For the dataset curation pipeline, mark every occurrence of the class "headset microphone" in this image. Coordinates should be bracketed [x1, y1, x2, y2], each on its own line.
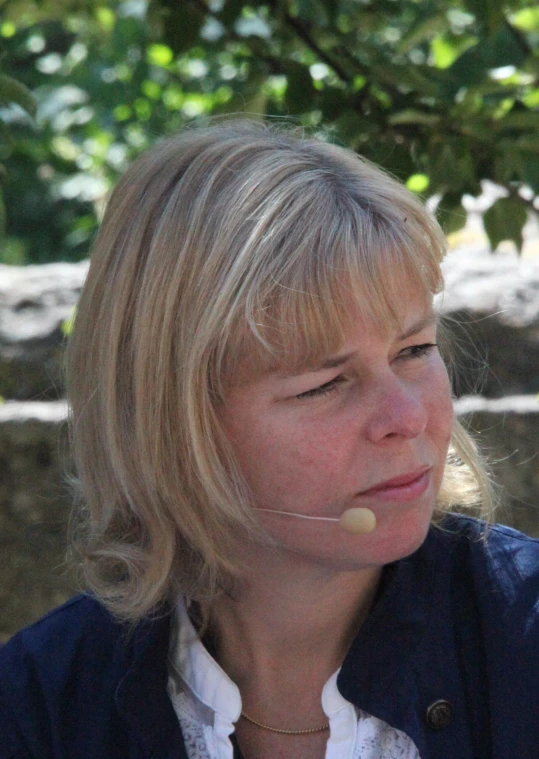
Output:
[338, 507, 377, 534]
[256, 507, 377, 535]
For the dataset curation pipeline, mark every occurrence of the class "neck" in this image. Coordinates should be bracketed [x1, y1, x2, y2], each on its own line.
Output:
[210, 547, 382, 700]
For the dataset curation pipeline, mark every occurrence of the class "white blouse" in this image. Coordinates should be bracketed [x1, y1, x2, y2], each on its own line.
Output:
[167, 602, 421, 759]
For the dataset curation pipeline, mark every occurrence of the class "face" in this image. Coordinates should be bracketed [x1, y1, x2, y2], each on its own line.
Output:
[220, 288, 453, 571]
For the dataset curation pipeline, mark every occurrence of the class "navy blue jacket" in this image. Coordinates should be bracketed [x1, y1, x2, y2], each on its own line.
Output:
[1, 515, 538, 759]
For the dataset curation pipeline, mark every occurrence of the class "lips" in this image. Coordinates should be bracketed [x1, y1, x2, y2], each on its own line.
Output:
[358, 467, 431, 497]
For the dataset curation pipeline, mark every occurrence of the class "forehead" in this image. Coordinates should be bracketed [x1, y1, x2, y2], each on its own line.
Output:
[228, 281, 435, 386]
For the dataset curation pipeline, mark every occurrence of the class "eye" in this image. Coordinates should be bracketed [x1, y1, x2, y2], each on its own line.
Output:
[295, 375, 345, 399]
[399, 342, 438, 360]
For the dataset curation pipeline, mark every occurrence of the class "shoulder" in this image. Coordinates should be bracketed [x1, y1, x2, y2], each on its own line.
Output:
[0, 596, 176, 758]
[426, 514, 539, 638]
[430, 513, 539, 585]
[0, 595, 132, 757]
[0, 594, 128, 676]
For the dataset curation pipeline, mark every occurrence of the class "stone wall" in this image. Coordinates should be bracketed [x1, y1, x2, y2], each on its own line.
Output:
[1, 248, 538, 640]
[0, 402, 74, 641]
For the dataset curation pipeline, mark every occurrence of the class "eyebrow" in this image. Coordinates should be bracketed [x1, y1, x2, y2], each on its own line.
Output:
[397, 313, 437, 342]
[280, 313, 437, 378]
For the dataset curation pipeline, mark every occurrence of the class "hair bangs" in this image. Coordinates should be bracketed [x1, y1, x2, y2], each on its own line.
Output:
[216, 183, 445, 384]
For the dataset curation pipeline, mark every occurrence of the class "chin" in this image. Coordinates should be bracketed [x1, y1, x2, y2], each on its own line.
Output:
[323, 500, 434, 571]
[365, 501, 435, 565]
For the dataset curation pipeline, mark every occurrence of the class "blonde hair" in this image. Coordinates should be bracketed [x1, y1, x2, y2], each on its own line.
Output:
[67, 120, 493, 622]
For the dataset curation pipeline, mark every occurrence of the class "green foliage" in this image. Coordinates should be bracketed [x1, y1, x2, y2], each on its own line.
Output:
[483, 195, 528, 252]
[0, 72, 36, 116]
[0, 65, 37, 244]
[61, 305, 76, 337]
[406, 174, 430, 193]
[0, 0, 538, 262]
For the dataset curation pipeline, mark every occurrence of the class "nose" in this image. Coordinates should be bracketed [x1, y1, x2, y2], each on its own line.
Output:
[364, 376, 428, 444]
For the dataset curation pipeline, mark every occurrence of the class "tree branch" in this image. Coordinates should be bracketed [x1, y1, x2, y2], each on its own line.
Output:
[267, 0, 352, 83]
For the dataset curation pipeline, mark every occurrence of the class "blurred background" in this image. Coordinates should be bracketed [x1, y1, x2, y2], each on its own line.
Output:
[1, 0, 538, 640]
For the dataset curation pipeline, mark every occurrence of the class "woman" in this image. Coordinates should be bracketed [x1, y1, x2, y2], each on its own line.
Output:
[1, 121, 537, 759]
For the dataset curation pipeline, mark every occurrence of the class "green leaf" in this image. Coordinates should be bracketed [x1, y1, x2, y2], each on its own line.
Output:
[466, 0, 504, 35]
[513, 137, 539, 153]
[0, 73, 36, 118]
[1, 22, 16, 38]
[296, 0, 330, 26]
[241, 73, 269, 117]
[446, 23, 528, 93]
[0, 237, 27, 265]
[335, 109, 377, 148]
[492, 111, 539, 131]
[284, 62, 315, 114]
[398, 13, 448, 54]
[523, 89, 539, 109]
[512, 8, 539, 32]
[431, 35, 477, 70]
[522, 158, 539, 193]
[482, 23, 529, 69]
[320, 0, 339, 25]
[444, 45, 484, 91]
[96, 6, 115, 32]
[220, 0, 245, 26]
[431, 36, 458, 69]
[428, 142, 474, 193]
[437, 192, 467, 236]
[0, 190, 5, 239]
[483, 197, 527, 253]
[146, 43, 174, 68]
[142, 80, 161, 100]
[319, 87, 351, 121]
[389, 110, 441, 126]
[494, 146, 523, 184]
[370, 60, 441, 98]
[61, 307, 77, 337]
[406, 174, 430, 193]
[113, 104, 132, 122]
[159, 1, 204, 54]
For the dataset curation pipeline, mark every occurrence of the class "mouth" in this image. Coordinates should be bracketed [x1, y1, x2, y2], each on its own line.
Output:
[357, 467, 431, 502]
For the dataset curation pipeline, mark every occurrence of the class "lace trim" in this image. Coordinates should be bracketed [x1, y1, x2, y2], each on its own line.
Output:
[353, 710, 420, 758]
[168, 672, 216, 759]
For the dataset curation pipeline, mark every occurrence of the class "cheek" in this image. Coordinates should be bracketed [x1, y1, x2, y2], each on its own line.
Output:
[227, 412, 346, 501]
[425, 365, 453, 448]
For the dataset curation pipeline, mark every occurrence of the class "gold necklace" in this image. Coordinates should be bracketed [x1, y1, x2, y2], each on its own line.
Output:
[240, 711, 330, 735]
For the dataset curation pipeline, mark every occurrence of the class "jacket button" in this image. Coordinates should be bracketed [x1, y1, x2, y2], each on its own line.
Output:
[425, 700, 454, 730]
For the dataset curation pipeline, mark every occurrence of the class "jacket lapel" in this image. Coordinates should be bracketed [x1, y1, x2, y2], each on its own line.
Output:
[338, 519, 491, 758]
[114, 608, 189, 759]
